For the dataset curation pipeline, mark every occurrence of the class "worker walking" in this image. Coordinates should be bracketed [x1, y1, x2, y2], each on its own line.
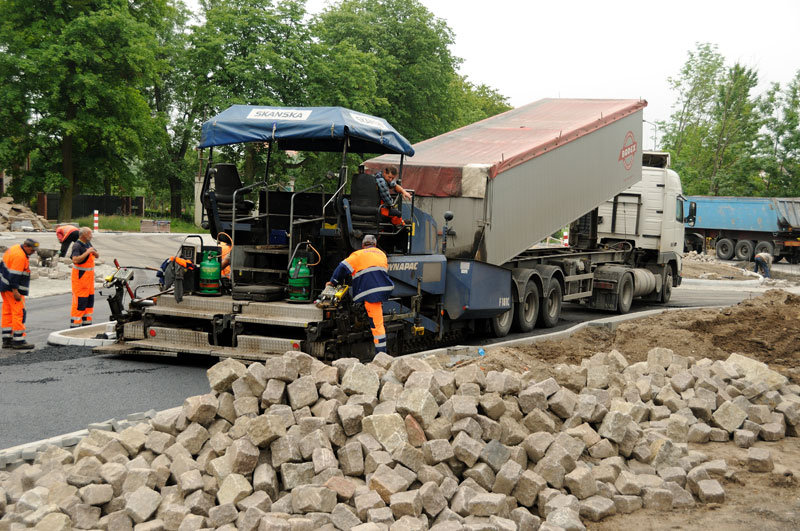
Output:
[70, 228, 99, 328]
[55, 224, 80, 258]
[375, 165, 412, 226]
[754, 251, 772, 279]
[0, 238, 39, 349]
[327, 234, 394, 356]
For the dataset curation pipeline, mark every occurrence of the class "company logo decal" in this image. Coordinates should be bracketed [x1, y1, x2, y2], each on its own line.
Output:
[618, 131, 638, 170]
[389, 262, 418, 271]
[246, 108, 311, 121]
[349, 112, 384, 128]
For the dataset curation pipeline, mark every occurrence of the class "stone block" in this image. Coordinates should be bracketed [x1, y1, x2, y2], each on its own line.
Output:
[281, 462, 314, 490]
[264, 356, 299, 382]
[287, 376, 319, 410]
[564, 466, 597, 499]
[579, 495, 616, 521]
[467, 492, 506, 517]
[597, 411, 630, 443]
[369, 465, 410, 503]
[217, 473, 252, 506]
[390, 489, 422, 518]
[696, 479, 725, 503]
[362, 413, 408, 453]
[396, 388, 438, 429]
[422, 439, 455, 465]
[125, 486, 162, 523]
[208, 503, 238, 527]
[342, 363, 380, 398]
[331, 503, 362, 530]
[512, 469, 546, 508]
[545, 507, 584, 531]
[247, 415, 286, 447]
[355, 490, 386, 520]
[734, 429, 757, 448]
[479, 439, 510, 473]
[291, 485, 337, 514]
[747, 447, 774, 472]
[642, 487, 673, 510]
[492, 460, 523, 495]
[312, 447, 339, 474]
[712, 401, 747, 432]
[207, 359, 247, 392]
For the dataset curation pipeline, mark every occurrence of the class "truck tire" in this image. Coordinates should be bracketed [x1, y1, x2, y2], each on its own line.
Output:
[617, 273, 634, 314]
[514, 280, 540, 332]
[537, 281, 562, 328]
[754, 241, 774, 256]
[734, 240, 754, 261]
[490, 308, 513, 338]
[716, 238, 735, 260]
[660, 272, 673, 304]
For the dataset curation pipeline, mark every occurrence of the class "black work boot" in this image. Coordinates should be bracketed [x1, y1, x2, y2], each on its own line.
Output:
[2, 338, 11, 349]
[11, 341, 35, 350]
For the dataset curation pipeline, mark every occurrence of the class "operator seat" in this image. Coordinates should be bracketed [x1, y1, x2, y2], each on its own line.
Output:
[348, 172, 382, 231]
[212, 163, 255, 215]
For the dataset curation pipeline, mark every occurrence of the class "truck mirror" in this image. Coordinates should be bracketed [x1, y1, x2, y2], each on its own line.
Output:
[686, 202, 697, 226]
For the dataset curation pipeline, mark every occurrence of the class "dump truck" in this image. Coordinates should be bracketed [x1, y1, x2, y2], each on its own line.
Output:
[684, 196, 800, 263]
[96, 99, 692, 361]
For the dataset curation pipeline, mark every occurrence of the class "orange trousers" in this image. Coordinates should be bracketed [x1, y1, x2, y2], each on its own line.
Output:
[1, 291, 26, 343]
[380, 206, 405, 226]
[71, 269, 95, 328]
[364, 301, 387, 355]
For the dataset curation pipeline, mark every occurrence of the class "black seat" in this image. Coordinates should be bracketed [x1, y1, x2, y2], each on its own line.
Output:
[213, 163, 255, 209]
[350, 173, 381, 219]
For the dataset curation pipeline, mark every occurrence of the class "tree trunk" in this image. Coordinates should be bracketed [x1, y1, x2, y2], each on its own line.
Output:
[58, 133, 74, 222]
[244, 144, 256, 182]
[169, 175, 181, 218]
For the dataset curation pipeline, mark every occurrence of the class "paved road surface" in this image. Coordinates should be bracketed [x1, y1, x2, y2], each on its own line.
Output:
[0, 284, 762, 449]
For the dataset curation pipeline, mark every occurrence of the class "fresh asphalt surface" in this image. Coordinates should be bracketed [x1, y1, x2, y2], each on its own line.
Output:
[0, 284, 758, 449]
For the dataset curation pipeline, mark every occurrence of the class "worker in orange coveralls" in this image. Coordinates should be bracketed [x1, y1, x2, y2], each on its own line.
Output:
[0, 238, 39, 349]
[70, 228, 99, 328]
[327, 234, 394, 356]
[56, 224, 80, 257]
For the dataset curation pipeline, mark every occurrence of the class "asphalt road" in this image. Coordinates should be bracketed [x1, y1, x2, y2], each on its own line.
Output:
[0, 283, 761, 450]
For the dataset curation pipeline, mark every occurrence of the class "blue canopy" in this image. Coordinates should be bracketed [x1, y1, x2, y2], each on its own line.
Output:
[198, 105, 415, 156]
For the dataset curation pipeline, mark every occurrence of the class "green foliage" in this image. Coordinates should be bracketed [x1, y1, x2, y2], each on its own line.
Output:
[0, 0, 168, 218]
[756, 72, 800, 196]
[72, 215, 198, 232]
[661, 43, 765, 196]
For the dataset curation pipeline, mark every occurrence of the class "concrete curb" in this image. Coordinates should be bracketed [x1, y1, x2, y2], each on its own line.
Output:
[47, 322, 116, 347]
[681, 277, 763, 288]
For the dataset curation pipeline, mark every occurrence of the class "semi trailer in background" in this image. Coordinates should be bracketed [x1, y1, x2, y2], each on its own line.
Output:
[684, 196, 800, 262]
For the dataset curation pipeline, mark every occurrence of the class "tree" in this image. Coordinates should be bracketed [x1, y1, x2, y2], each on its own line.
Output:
[660, 44, 762, 196]
[0, 0, 166, 219]
[757, 71, 800, 196]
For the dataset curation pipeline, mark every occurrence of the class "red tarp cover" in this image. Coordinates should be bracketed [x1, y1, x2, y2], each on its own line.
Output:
[366, 98, 647, 197]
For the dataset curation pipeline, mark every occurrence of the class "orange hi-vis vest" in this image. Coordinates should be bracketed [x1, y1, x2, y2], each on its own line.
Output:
[0, 244, 31, 295]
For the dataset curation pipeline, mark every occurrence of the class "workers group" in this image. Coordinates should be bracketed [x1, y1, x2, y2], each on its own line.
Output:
[0, 226, 99, 350]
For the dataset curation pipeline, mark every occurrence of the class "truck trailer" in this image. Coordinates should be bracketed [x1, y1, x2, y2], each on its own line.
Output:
[684, 196, 800, 262]
[97, 99, 691, 361]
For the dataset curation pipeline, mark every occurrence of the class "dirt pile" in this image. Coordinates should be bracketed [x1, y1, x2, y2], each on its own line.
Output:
[479, 290, 800, 384]
[0, 197, 51, 232]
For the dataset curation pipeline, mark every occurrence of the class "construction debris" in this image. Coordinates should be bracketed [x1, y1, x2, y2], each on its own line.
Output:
[0, 345, 797, 530]
[0, 197, 51, 232]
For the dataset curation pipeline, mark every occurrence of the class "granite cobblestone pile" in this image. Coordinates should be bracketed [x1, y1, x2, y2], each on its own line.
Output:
[1, 347, 798, 530]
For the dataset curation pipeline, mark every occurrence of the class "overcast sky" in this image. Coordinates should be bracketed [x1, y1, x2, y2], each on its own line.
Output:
[189, 0, 800, 149]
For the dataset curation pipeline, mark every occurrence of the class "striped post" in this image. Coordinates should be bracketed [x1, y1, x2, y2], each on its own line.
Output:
[562, 229, 569, 247]
[93, 210, 99, 231]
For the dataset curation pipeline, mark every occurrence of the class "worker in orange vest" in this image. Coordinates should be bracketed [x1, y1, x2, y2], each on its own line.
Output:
[327, 234, 394, 355]
[218, 234, 232, 278]
[0, 238, 39, 349]
[70, 228, 99, 328]
[56, 224, 80, 257]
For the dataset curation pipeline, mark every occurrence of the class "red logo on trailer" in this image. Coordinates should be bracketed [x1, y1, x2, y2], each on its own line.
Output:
[618, 131, 638, 170]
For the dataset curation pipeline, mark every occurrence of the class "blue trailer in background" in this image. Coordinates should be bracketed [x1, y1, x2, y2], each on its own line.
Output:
[685, 196, 800, 263]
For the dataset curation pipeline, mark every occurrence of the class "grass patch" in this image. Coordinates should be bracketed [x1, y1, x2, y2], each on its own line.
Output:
[71, 215, 199, 233]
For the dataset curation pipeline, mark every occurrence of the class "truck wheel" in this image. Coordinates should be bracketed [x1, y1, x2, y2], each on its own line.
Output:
[514, 280, 540, 332]
[538, 281, 562, 328]
[490, 308, 513, 338]
[754, 241, 774, 256]
[716, 238, 735, 260]
[617, 273, 634, 314]
[660, 272, 673, 304]
[734, 240, 754, 261]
